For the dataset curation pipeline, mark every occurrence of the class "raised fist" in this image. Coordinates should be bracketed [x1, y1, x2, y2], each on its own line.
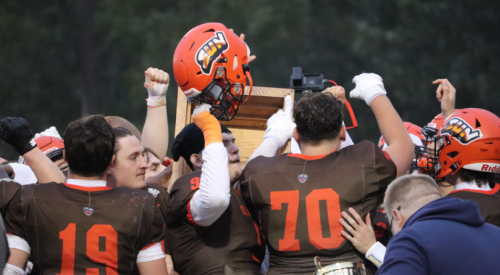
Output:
[263, 95, 296, 147]
[323, 86, 346, 104]
[145, 67, 170, 107]
[0, 117, 37, 155]
[350, 73, 387, 106]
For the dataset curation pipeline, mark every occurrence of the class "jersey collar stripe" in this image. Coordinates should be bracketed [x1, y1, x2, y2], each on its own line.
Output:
[63, 183, 112, 192]
[288, 153, 332, 160]
[448, 182, 500, 195]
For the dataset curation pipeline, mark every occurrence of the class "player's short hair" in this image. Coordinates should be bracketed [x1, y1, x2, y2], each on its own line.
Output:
[293, 92, 344, 145]
[113, 127, 134, 153]
[144, 147, 160, 164]
[459, 169, 496, 188]
[64, 115, 115, 177]
[383, 174, 443, 217]
[105, 116, 141, 141]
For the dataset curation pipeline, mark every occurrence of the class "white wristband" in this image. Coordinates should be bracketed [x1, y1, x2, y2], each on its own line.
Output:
[365, 241, 386, 268]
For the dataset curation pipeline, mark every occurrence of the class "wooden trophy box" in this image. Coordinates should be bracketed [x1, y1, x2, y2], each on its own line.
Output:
[171, 86, 294, 184]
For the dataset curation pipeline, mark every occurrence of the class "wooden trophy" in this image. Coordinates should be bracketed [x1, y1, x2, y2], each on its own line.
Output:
[171, 86, 294, 185]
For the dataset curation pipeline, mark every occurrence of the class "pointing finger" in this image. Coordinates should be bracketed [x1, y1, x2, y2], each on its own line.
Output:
[284, 95, 293, 116]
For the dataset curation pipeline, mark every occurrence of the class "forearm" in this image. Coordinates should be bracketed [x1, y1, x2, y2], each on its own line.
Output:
[371, 96, 413, 176]
[22, 148, 65, 183]
[142, 106, 168, 160]
[190, 143, 230, 226]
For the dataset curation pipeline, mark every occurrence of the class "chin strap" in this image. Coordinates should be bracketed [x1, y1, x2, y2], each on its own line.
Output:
[243, 71, 253, 104]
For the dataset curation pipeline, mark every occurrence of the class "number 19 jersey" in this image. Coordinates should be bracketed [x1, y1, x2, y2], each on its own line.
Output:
[240, 141, 396, 274]
[4, 183, 164, 275]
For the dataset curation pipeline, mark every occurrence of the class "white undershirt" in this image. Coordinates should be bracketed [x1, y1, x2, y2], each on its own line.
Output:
[66, 178, 107, 187]
[455, 180, 492, 191]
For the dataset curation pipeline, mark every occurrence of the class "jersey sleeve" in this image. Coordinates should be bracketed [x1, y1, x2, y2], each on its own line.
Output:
[0, 180, 21, 216]
[139, 197, 165, 250]
[239, 156, 267, 218]
[4, 186, 26, 239]
[168, 172, 202, 227]
[374, 145, 398, 189]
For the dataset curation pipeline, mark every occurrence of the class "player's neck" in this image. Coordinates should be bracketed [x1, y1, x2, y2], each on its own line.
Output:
[67, 170, 107, 181]
[300, 139, 342, 156]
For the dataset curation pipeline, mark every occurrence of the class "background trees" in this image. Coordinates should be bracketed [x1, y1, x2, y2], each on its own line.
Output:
[1, 0, 499, 159]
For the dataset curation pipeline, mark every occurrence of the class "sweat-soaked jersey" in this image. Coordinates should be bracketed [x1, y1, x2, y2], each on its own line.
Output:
[4, 182, 163, 275]
[143, 183, 170, 255]
[167, 171, 264, 275]
[447, 183, 500, 227]
[240, 141, 396, 275]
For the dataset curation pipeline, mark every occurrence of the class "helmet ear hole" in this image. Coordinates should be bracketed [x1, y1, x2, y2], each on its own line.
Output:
[476, 119, 481, 128]
[233, 55, 238, 70]
[447, 151, 459, 158]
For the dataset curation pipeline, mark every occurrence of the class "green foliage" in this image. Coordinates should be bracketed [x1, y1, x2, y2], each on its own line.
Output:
[1, 0, 500, 159]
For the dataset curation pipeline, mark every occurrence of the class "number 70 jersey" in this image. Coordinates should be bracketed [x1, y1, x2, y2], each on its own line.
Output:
[4, 183, 164, 275]
[240, 142, 396, 265]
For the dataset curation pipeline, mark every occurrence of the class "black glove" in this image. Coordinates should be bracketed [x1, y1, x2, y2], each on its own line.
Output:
[0, 117, 37, 155]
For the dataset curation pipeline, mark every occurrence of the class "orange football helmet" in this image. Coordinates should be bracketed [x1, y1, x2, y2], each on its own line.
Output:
[18, 136, 65, 165]
[173, 22, 253, 120]
[378, 122, 425, 149]
[433, 108, 500, 179]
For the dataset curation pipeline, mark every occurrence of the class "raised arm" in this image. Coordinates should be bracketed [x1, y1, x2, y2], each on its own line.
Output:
[188, 104, 231, 227]
[433, 78, 456, 120]
[142, 68, 170, 160]
[350, 73, 413, 176]
[0, 117, 65, 183]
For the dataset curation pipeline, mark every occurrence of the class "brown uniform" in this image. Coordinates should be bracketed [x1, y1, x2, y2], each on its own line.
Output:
[167, 171, 264, 275]
[240, 141, 396, 275]
[0, 179, 21, 216]
[4, 182, 163, 275]
[447, 183, 500, 227]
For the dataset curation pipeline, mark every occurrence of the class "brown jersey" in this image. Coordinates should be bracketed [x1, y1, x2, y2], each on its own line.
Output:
[167, 171, 264, 275]
[144, 183, 170, 255]
[240, 141, 396, 275]
[4, 182, 163, 275]
[447, 183, 500, 227]
[0, 179, 21, 216]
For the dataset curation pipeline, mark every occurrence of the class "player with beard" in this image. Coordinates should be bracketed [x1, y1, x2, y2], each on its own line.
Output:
[240, 73, 413, 275]
[1, 115, 167, 275]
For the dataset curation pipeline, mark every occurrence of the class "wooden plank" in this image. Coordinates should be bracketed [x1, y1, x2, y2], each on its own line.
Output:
[170, 86, 295, 187]
[171, 88, 189, 188]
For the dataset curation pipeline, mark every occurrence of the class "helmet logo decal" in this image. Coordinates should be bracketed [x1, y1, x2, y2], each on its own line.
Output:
[196, 31, 229, 75]
[440, 117, 482, 145]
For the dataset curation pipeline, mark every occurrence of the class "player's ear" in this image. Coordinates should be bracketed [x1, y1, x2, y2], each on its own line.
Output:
[339, 124, 347, 142]
[293, 128, 300, 144]
[190, 153, 203, 169]
[63, 150, 67, 162]
[107, 155, 116, 174]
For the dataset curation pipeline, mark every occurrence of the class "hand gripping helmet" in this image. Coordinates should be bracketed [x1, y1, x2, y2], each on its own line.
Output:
[173, 23, 253, 121]
[427, 108, 500, 179]
[18, 136, 65, 165]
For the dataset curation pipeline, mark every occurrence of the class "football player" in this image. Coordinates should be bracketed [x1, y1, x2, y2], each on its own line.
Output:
[240, 73, 413, 275]
[166, 23, 275, 275]
[1, 115, 167, 274]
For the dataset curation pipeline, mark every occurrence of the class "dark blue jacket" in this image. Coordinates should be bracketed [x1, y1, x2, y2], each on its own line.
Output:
[376, 197, 500, 275]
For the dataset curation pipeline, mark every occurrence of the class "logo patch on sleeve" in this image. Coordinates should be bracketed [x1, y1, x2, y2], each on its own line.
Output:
[195, 31, 229, 75]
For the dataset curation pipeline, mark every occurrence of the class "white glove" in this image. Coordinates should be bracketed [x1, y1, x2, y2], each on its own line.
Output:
[34, 126, 61, 139]
[263, 95, 296, 147]
[192, 103, 212, 116]
[144, 67, 169, 107]
[350, 73, 387, 106]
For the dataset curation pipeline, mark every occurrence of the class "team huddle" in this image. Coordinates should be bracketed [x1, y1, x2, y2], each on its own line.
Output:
[1, 22, 500, 275]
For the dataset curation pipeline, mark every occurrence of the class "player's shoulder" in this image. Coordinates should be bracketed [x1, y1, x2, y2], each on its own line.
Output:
[338, 140, 390, 164]
[0, 179, 22, 193]
[145, 183, 168, 198]
[170, 170, 202, 193]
